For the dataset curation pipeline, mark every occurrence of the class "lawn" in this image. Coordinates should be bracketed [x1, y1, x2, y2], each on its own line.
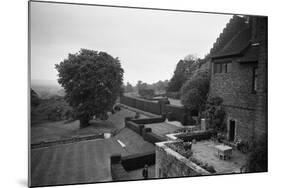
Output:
[31, 108, 146, 144]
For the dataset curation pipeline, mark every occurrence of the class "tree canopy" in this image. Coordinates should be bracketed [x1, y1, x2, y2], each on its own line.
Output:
[167, 57, 198, 92]
[180, 69, 210, 114]
[31, 89, 40, 107]
[55, 49, 124, 128]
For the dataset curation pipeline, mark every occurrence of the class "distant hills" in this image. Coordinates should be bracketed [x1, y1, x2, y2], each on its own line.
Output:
[31, 79, 65, 99]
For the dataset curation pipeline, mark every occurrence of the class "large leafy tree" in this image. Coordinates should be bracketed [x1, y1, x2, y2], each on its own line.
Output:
[55, 49, 124, 128]
[167, 56, 198, 92]
[180, 69, 210, 117]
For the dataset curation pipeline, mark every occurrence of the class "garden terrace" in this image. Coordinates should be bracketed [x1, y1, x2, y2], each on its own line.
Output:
[162, 139, 248, 175]
[191, 140, 248, 174]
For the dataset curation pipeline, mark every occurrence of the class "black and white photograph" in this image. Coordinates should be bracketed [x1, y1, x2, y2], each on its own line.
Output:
[29, 1, 268, 187]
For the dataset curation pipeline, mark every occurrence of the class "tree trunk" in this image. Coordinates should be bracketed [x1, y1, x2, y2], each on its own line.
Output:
[79, 117, 90, 128]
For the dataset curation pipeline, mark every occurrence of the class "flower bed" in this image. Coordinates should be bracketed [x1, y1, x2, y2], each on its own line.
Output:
[189, 157, 216, 173]
[165, 141, 216, 173]
[165, 142, 193, 159]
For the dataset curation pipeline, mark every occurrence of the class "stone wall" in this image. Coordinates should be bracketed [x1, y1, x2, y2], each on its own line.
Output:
[254, 17, 268, 139]
[209, 58, 257, 141]
[223, 106, 256, 142]
[209, 16, 268, 142]
[155, 141, 210, 178]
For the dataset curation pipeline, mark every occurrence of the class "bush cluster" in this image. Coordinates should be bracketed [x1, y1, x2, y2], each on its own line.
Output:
[176, 130, 216, 142]
[165, 142, 193, 159]
[189, 157, 216, 173]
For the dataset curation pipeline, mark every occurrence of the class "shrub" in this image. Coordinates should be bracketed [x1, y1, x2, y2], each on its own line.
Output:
[139, 88, 155, 99]
[180, 69, 210, 116]
[190, 157, 216, 173]
[165, 142, 193, 159]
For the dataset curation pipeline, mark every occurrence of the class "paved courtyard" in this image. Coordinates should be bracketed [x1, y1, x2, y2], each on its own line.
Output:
[192, 140, 248, 174]
[31, 128, 154, 187]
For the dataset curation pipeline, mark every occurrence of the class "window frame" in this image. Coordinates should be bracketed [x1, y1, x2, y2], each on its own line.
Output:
[213, 61, 230, 74]
[252, 66, 258, 94]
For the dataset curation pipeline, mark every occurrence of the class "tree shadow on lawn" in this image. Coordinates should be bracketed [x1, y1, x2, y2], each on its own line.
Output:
[72, 120, 116, 136]
[31, 108, 136, 144]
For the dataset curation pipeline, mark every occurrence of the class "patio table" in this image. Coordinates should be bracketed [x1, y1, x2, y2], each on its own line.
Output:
[215, 144, 233, 160]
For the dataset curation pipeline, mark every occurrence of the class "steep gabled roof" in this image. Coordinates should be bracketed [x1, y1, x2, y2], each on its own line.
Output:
[212, 26, 252, 59]
[237, 44, 259, 63]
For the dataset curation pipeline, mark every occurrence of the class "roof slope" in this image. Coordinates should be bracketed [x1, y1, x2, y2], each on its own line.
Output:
[212, 26, 252, 59]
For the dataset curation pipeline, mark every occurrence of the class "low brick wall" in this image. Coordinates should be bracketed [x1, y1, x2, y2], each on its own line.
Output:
[120, 95, 162, 115]
[120, 95, 191, 124]
[142, 128, 167, 145]
[132, 116, 165, 124]
[31, 133, 104, 149]
[155, 141, 210, 178]
[125, 120, 141, 134]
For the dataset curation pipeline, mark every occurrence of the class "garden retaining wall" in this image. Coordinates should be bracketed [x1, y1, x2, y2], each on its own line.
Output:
[155, 141, 210, 178]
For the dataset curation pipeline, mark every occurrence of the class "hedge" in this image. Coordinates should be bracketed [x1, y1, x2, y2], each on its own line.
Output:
[164, 104, 185, 121]
[120, 95, 162, 115]
[131, 116, 165, 124]
[176, 130, 217, 142]
[121, 151, 155, 171]
[120, 95, 195, 124]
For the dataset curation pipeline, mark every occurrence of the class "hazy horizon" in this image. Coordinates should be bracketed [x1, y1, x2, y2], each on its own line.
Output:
[30, 2, 232, 86]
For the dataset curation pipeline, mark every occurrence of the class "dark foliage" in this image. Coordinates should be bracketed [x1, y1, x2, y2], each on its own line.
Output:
[189, 157, 216, 173]
[31, 89, 40, 107]
[205, 96, 226, 131]
[180, 69, 210, 115]
[138, 88, 155, 99]
[55, 49, 124, 128]
[165, 142, 193, 158]
[246, 134, 268, 172]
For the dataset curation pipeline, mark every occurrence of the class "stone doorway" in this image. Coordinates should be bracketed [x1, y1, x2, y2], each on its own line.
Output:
[229, 120, 236, 141]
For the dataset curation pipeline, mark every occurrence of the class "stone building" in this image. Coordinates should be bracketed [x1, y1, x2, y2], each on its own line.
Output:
[209, 16, 268, 143]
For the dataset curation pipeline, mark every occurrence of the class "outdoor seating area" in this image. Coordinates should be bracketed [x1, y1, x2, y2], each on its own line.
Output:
[191, 140, 247, 174]
[215, 144, 233, 160]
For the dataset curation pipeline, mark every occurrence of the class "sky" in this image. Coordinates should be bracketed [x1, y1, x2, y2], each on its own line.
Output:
[30, 2, 232, 86]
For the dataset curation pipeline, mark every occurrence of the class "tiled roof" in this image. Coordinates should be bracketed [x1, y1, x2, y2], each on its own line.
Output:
[212, 26, 252, 59]
[237, 45, 259, 63]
